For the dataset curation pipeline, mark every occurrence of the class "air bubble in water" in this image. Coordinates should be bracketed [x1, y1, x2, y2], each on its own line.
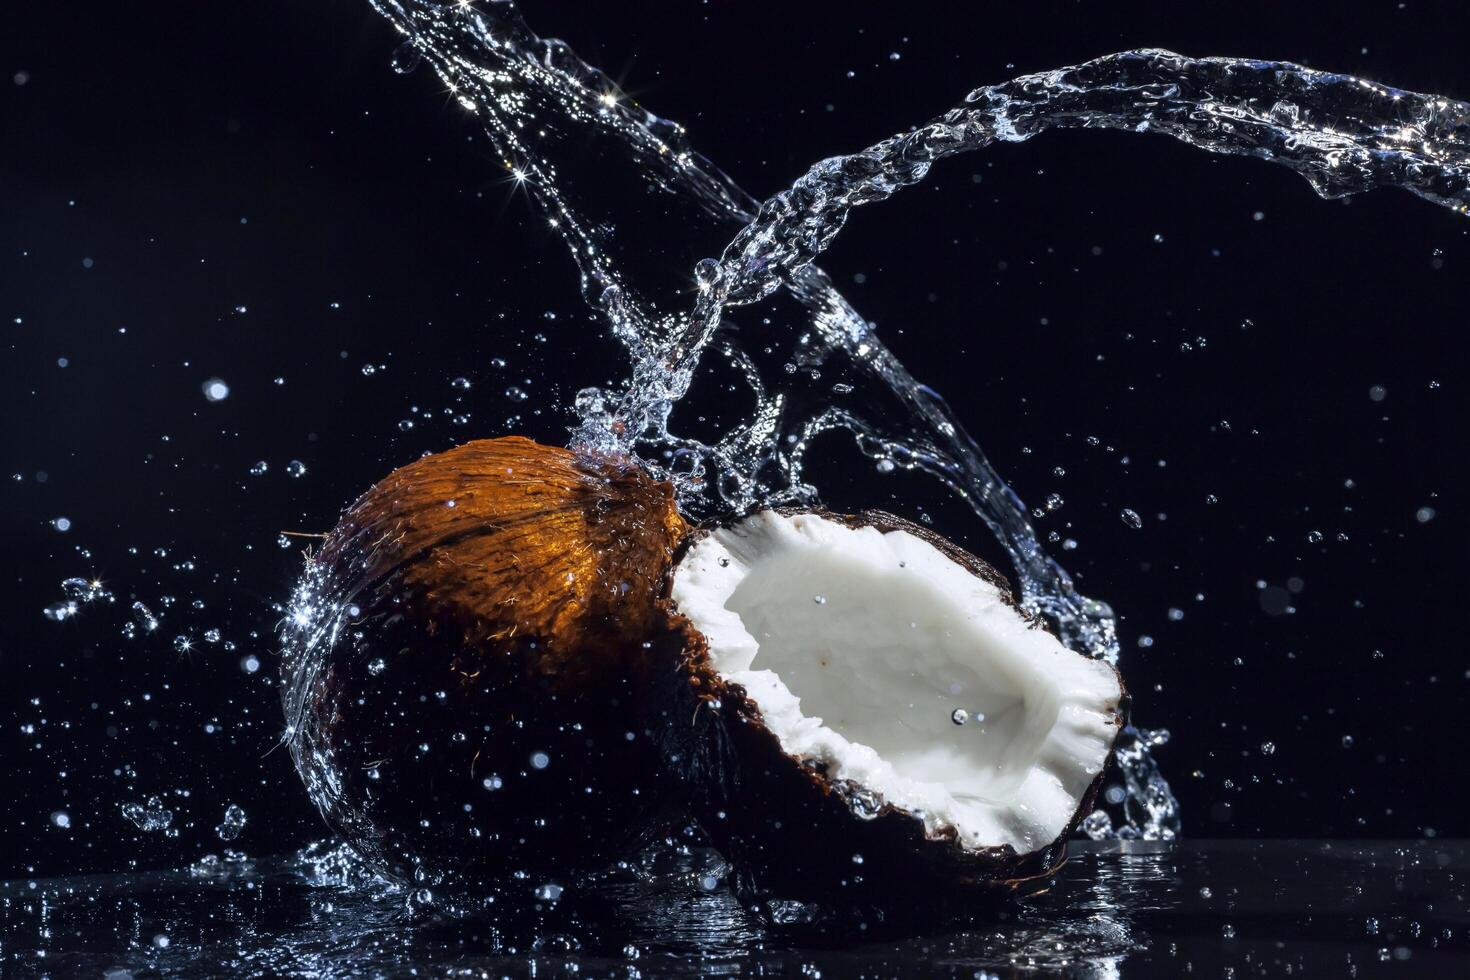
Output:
[951, 708, 969, 725]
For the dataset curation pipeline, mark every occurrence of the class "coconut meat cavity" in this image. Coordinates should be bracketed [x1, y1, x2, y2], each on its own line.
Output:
[670, 510, 1122, 855]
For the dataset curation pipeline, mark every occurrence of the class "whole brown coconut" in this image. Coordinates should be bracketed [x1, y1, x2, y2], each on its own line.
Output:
[280, 437, 687, 884]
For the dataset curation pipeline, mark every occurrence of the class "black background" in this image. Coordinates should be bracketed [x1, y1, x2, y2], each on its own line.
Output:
[3, 1, 1468, 879]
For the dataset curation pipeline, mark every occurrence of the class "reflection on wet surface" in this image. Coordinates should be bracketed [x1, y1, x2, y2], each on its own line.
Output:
[2, 840, 1465, 976]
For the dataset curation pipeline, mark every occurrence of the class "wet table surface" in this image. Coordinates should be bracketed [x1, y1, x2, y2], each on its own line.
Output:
[2, 840, 1466, 977]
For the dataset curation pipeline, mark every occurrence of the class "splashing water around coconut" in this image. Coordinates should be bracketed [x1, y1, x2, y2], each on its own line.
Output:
[280, 0, 1470, 888]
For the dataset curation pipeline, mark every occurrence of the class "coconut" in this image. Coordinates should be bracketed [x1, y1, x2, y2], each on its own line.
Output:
[282, 437, 1122, 897]
[658, 509, 1124, 900]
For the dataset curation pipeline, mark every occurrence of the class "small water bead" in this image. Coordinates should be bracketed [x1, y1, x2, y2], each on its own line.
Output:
[1080, 810, 1113, 838]
[367, 657, 387, 676]
[874, 458, 896, 474]
[1199, 886, 1213, 899]
[504, 386, 529, 402]
[1342, 735, 1355, 748]
[43, 601, 78, 622]
[131, 601, 159, 632]
[812, 594, 827, 605]
[391, 39, 422, 74]
[361, 364, 378, 377]
[248, 461, 268, 476]
[50, 810, 71, 829]
[450, 376, 472, 390]
[530, 751, 550, 769]
[951, 708, 969, 725]
[693, 257, 721, 290]
[1416, 506, 1437, 523]
[285, 460, 307, 478]
[121, 796, 174, 832]
[1260, 741, 1276, 755]
[1306, 530, 1324, 543]
[216, 804, 247, 841]
[52, 516, 72, 532]
[1120, 508, 1143, 529]
[1045, 493, 1064, 511]
[482, 775, 504, 791]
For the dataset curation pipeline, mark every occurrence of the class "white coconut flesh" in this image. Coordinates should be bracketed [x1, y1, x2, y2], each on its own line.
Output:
[670, 510, 1122, 856]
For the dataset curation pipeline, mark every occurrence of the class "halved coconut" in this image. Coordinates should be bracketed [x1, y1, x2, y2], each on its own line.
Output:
[661, 509, 1123, 899]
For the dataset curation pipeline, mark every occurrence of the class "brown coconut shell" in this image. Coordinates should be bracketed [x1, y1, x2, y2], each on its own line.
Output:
[284, 437, 689, 883]
[649, 508, 1124, 904]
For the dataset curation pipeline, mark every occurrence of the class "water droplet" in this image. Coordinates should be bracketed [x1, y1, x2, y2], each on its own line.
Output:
[121, 796, 173, 832]
[286, 460, 307, 478]
[391, 40, 422, 75]
[530, 751, 550, 770]
[505, 386, 529, 402]
[1120, 508, 1143, 529]
[951, 708, 969, 725]
[812, 594, 827, 605]
[131, 601, 159, 632]
[248, 461, 268, 476]
[216, 804, 247, 841]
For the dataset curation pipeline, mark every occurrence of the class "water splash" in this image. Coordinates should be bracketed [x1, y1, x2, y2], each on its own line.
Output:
[326, 0, 1470, 845]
